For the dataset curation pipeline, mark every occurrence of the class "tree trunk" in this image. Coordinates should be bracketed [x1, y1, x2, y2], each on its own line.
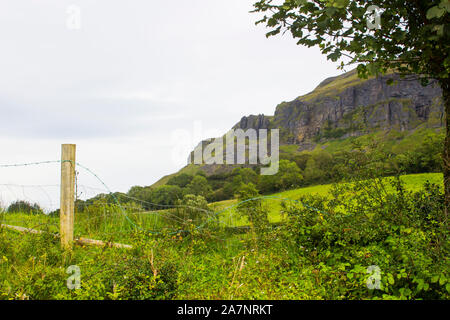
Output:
[440, 77, 450, 222]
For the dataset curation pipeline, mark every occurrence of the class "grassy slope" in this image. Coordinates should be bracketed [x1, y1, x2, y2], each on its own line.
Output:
[316, 127, 443, 154]
[2, 173, 444, 234]
[210, 173, 444, 226]
[299, 69, 363, 102]
[151, 164, 200, 188]
[152, 67, 441, 187]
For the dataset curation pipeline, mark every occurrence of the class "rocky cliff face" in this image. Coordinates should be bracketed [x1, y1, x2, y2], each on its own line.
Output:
[233, 114, 272, 131]
[234, 70, 444, 145]
[154, 69, 445, 186]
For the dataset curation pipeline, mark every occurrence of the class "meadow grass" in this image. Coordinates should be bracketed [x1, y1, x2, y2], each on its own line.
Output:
[210, 172, 443, 226]
[0, 172, 446, 300]
[1, 173, 443, 239]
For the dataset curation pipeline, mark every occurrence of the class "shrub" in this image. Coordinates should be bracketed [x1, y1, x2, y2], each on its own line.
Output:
[170, 194, 216, 230]
[236, 183, 269, 236]
[279, 177, 449, 299]
[184, 176, 212, 199]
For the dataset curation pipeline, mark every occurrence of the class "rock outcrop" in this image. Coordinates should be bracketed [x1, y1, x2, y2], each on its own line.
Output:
[156, 69, 445, 185]
[245, 70, 444, 145]
[233, 114, 272, 131]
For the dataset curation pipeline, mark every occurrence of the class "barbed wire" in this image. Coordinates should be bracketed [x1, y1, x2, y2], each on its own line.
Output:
[0, 159, 328, 238]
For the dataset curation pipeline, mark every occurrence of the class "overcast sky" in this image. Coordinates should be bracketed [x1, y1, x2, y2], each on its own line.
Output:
[0, 0, 343, 209]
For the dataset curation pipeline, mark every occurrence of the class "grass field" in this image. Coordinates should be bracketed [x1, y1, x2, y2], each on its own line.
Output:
[1, 173, 443, 240]
[0, 172, 447, 300]
[210, 172, 443, 226]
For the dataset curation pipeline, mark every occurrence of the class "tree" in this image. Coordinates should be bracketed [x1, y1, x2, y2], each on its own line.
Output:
[278, 159, 304, 189]
[150, 185, 183, 208]
[167, 173, 194, 188]
[257, 159, 303, 192]
[7, 200, 43, 215]
[184, 175, 213, 199]
[252, 0, 450, 217]
[258, 173, 278, 194]
[232, 167, 259, 185]
[304, 157, 324, 184]
[127, 186, 154, 209]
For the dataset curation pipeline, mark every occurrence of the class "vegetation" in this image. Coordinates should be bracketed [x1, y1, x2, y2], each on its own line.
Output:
[1, 0, 448, 302]
[114, 128, 444, 208]
[6, 201, 43, 215]
[1, 123, 444, 301]
[0, 172, 447, 300]
[251, 0, 450, 226]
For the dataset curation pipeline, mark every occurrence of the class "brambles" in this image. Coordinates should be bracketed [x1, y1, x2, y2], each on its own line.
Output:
[0, 173, 447, 300]
[170, 194, 216, 230]
[236, 183, 269, 237]
[280, 178, 449, 299]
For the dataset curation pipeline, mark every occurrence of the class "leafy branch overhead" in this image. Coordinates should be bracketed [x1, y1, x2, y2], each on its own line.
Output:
[252, 0, 450, 82]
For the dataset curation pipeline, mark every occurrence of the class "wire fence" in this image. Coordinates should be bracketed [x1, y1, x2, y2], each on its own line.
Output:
[0, 159, 321, 246]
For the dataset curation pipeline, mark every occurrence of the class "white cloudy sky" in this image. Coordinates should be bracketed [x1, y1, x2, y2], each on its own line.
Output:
[0, 0, 343, 209]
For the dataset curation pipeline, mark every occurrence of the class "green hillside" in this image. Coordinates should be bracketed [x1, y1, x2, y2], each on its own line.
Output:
[1, 172, 447, 300]
[210, 173, 444, 227]
[146, 68, 443, 206]
[3, 173, 442, 234]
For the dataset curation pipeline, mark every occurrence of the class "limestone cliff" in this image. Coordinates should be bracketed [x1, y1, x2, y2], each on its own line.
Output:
[153, 69, 444, 185]
[235, 70, 443, 146]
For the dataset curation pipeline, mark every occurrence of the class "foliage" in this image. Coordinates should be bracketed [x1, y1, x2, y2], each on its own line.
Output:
[151, 185, 183, 207]
[170, 194, 216, 230]
[184, 175, 213, 199]
[395, 133, 444, 173]
[7, 201, 43, 215]
[167, 173, 194, 188]
[252, 0, 449, 82]
[236, 183, 269, 235]
[279, 177, 448, 299]
[0, 172, 447, 300]
[258, 160, 304, 193]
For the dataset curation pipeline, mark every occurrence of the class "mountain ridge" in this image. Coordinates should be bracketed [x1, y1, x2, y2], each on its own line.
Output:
[152, 69, 444, 187]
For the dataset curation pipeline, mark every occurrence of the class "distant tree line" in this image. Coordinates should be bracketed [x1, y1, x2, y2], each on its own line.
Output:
[4, 200, 44, 215]
[3, 130, 443, 216]
[50, 130, 445, 213]
[75, 131, 442, 211]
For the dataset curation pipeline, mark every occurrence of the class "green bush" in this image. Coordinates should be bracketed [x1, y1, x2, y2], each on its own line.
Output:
[279, 177, 449, 299]
[236, 183, 269, 236]
[170, 194, 216, 230]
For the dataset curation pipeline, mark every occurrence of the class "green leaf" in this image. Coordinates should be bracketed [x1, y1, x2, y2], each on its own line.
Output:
[416, 278, 424, 291]
[431, 275, 439, 283]
[294, 0, 307, 5]
[388, 274, 395, 285]
[426, 6, 446, 19]
[333, 0, 349, 9]
[325, 7, 337, 17]
[327, 51, 341, 61]
[433, 24, 445, 36]
[439, 0, 450, 12]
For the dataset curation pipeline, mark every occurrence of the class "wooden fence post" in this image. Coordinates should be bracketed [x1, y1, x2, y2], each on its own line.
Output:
[60, 144, 76, 250]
